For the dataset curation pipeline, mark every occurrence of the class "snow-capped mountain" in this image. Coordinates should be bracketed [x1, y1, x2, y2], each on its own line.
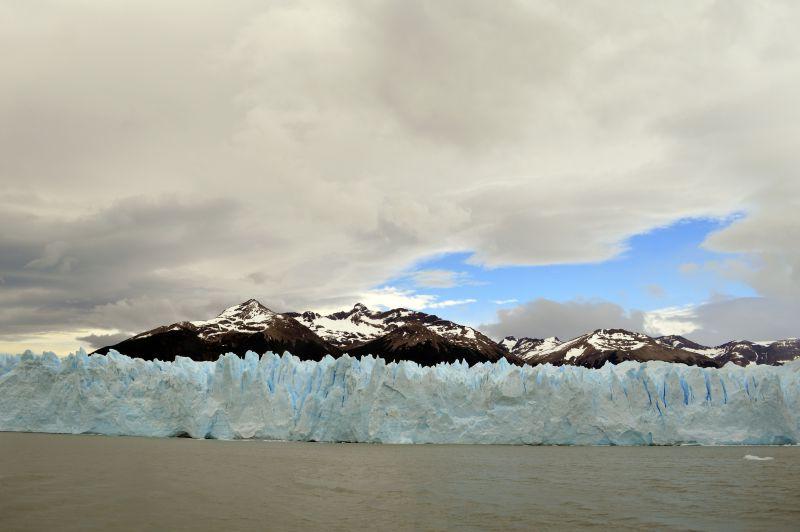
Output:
[284, 303, 390, 348]
[501, 336, 562, 361]
[285, 303, 505, 357]
[655, 336, 800, 365]
[522, 329, 720, 368]
[714, 339, 800, 365]
[654, 335, 720, 355]
[95, 300, 518, 366]
[188, 299, 287, 340]
[93, 299, 799, 368]
[94, 299, 340, 362]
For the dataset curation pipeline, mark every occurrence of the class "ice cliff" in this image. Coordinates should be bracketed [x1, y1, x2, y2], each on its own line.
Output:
[1, 350, 798, 445]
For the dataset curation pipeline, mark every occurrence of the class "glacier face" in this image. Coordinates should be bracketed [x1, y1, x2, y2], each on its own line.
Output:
[1, 350, 798, 445]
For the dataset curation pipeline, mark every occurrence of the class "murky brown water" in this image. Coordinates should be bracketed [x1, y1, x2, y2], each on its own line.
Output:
[0, 433, 798, 531]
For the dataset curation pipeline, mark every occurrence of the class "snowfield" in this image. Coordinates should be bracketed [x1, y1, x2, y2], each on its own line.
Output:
[1, 350, 798, 445]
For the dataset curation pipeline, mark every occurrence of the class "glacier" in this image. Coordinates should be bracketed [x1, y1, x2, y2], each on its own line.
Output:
[1, 350, 798, 445]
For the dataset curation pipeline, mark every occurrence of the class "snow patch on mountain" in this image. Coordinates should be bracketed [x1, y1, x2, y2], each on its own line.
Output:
[502, 336, 563, 361]
[290, 304, 490, 351]
[563, 347, 585, 361]
[501, 336, 518, 351]
[586, 329, 648, 351]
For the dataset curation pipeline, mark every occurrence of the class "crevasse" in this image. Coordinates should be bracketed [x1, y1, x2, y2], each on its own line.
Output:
[1, 350, 798, 445]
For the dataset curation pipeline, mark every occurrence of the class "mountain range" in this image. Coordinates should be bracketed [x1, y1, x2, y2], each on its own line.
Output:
[94, 299, 800, 368]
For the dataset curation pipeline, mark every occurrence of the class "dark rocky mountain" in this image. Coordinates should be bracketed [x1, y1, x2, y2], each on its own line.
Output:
[94, 299, 799, 368]
[93, 299, 340, 362]
[94, 300, 521, 366]
[285, 303, 509, 357]
[507, 329, 720, 368]
[715, 340, 800, 365]
[654, 335, 800, 366]
[500, 336, 563, 361]
[347, 322, 524, 366]
[655, 335, 713, 353]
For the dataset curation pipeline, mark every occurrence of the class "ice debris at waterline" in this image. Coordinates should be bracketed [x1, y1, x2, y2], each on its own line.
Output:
[1, 350, 799, 445]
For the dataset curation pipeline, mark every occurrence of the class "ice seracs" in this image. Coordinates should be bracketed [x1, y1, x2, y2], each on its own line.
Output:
[1, 350, 798, 445]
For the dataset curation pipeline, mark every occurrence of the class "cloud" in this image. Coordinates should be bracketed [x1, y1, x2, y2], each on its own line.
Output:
[703, 200, 800, 301]
[76, 332, 132, 350]
[647, 297, 800, 346]
[493, 299, 518, 305]
[484, 295, 800, 346]
[357, 287, 437, 311]
[483, 298, 646, 341]
[357, 287, 475, 311]
[426, 298, 477, 309]
[643, 306, 699, 337]
[410, 269, 470, 288]
[1, 1, 799, 349]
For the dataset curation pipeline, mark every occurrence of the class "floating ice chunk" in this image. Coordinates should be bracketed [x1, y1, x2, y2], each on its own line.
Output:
[743, 455, 774, 461]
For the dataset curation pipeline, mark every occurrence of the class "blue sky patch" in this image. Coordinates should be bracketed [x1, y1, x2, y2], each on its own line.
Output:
[384, 217, 755, 326]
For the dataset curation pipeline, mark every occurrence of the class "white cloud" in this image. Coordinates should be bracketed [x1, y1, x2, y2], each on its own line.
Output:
[357, 287, 437, 311]
[493, 299, 519, 305]
[426, 298, 477, 309]
[643, 306, 700, 337]
[357, 287, 475, 311]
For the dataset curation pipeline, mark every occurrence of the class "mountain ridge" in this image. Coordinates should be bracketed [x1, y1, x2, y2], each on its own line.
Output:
[94, 299, 800, 368]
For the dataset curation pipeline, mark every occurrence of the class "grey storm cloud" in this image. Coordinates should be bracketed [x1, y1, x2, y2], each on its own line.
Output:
[1, 0, 800, 350]
[484, 296, 800, 346]
[76, 333, 133, 350]
[482, 298, 647, 341]
[654, 297, 800, 346]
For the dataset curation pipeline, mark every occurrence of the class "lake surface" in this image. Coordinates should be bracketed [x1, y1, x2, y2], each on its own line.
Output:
[1, 433, 798, 531]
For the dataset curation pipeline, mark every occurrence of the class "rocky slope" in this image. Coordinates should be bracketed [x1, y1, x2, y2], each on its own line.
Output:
[347, 322, 524, 366]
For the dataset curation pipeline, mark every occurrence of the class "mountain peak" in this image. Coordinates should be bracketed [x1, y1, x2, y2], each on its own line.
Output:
[189, 298, 281, 339]
[219, 299, 273, 317]
[352, 302, 368, 312]
[239, 298, 269, 309]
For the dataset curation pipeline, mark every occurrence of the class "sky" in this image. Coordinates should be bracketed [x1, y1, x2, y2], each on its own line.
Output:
[1, 0, 799, 354]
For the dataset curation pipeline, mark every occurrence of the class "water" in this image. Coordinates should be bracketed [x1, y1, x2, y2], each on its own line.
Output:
[1, 433, 798, 531]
